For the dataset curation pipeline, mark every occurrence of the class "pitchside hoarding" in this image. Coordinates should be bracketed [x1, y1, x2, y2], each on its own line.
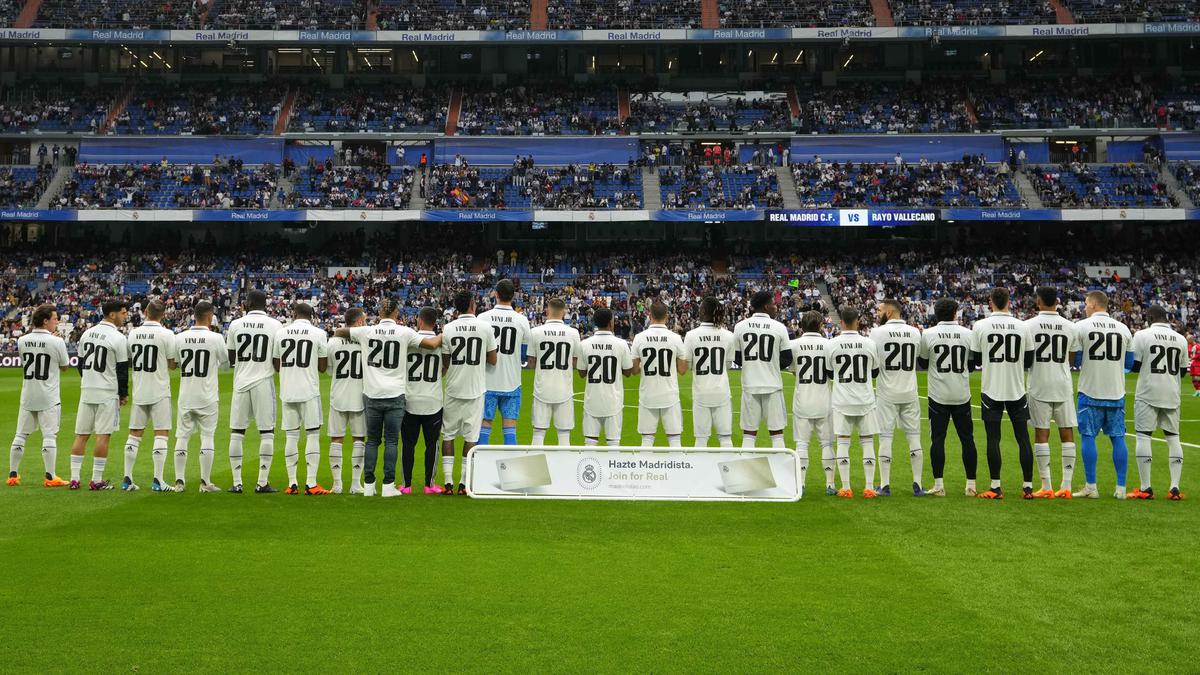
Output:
[467, 445, 802, 501]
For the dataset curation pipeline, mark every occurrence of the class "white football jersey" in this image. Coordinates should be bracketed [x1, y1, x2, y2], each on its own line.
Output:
[683, 323, 735, 408]
[828, 332, 878, 415]
[349, 320, 423, 399]
[632, 324, 685, 409]
[78, 321, 128, 405]
[443, 314, 497, 400]
[972, 312, 1032, 402]
[225, 310, 282, 392]
[789, 333, 832, 419]
[273, 319, 328, 403]
[1075, 312, 1133, 401]
[176, 326, 229, 410]
[478, 305, 532, 393]
[869, 319, 921, 404]
[919, 322, 975, 406]
[1132, 323, 1186, 409]
[1024, 311, 1080, 403]
[17, 329, 70, 411]
[328, 337, 364, 413]
[128, 321, 176, 405]
[732, 313, 791, 394]
[531, 319, 581, 405]
[405, 330, 444, 416]
[578, 330, 633, 418]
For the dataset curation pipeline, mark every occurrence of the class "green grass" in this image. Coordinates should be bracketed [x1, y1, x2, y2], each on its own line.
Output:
[2, 368, 1199, 672]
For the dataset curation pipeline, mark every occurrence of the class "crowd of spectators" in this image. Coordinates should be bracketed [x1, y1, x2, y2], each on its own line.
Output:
[7, 232, 1200, 356]
[375, 0, 527, 30]
[456, 86, 621, 136]
[206, 0, 363, 30]
[544, 0, 698, 28]
[34, 0, 209, 29]
[790, 155, 1022, 208]
[890, 0, 1055, 25]
[1027, 162, 1176, 208]
[425, 157, 642, 209]
[289, 84, 444, 133]
[282, 161, 416, 208]
[0, 164, 55, 208]
[630, 94, 794, 133]
[112, 83, 285, 136]
[0, 84, 110, 134]
[54, 158, 280, 208]
[660, 163, 784, 209]
[718, 0, 873, 27]
[1173, 161, 1200, 206]
[797, 81, 974, 134]
[1065, 0, 1197, 23]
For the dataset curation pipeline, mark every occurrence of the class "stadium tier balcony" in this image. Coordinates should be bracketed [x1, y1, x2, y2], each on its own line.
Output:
[456, 86, 621, 136]
[1063, 0, 1197, 23]
[34, 0, 207, 28]
[0, 84, 110, 134]
[426, 162, 642, 209]
[282, 165, 416, 208]
[289, 84, 444, 133]
[56, 161, 280, 208]
[889, 0, 1055, 26]
[970, 76, 1157, 131]
[1173, 162, 1200, 205]
[718, 0, 872, 27]
[0, 165, 55, 208]
[659, 164, 784, 209]
[374, 0, 528, 31]
[796, 82, 973, 134]
[790, 158, 1021, 208]
[1154, 82, 1200, 131]
[1027, 163, 1177, 208]
[113, 83, 286, 136]
[629, 93, 794, 133]
[545, 0, 699, 29]
[206, 0, 363, 29]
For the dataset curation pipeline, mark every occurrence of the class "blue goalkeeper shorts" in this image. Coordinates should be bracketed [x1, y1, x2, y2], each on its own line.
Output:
[483, 387, 522, 421]
[1077, 395, 1126, 438]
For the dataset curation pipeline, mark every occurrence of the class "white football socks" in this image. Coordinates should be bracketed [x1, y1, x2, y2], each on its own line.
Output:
[741, 434, 755, 449]
[284, 430, 300, 487]
[1061, 442, 1077, 490]
[123, 437, 139, 480]
[305, 431, 321, 488]
[9, 436, 25, 475]
[862, 437, 876, 491]
[257, 432, 275, 487]
[877, 435, 892, 488]
[350, 440, 365, 487]
[70, 454, 83, 481]
[174, 440, 188, 483]
[1034, 442, 1052, 491]
[718, 435, 733, 448]
[695, 434, 709, 448]
[835, 437, 851, 489]
[91, 456, 106, 482]
[228, 432, 244, 486]
[907, 433, 923, 490]
[1168, 435, 1183, 490]
[442, 454, 455, 485]
[531, 428, 546, 446]
[329, 441, 343, 490]
[41, 441, 56, 477]
[199, 436, 215, 485]
[667, 435, 681, 447]
[770, 433, 785, 448]
[820, 442, 835, 489]
[1135, 434, 1153, 491]
[152, 436, 168, 483]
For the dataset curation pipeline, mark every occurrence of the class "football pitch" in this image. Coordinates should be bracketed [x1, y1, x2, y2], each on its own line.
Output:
[2, 368, 1199, 672]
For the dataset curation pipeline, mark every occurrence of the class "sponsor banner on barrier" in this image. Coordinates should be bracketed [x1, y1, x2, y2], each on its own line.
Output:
[422, 209, 535, 221]
[941, 208, 1063, 221]
[0, 209, 76, 221]
[194, 209, 308, 222]
[652, 209, 763, 222]
[766, 208, 937, 226]
[466, 445, 801, 501]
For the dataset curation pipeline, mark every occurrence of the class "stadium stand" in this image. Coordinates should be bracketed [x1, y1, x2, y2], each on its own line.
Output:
[718, 0, 874, 28]
[796, 81, 973, 134]
[112, 83, 286, 136]
[0, 84, 110, 134]
[890, 0, 1056, 25]
[1027, 163, 1177, 208]
[374, 0, 528, 30]
[425, 159, 642, 209]
[55, 160, 281, 208]
[206, 0, 364, 29]
[282, 164, 416, 208]
[1174, 161, 1200, 205]
[970, 76, 1157, 131]
[1064, 0, 1198, 23]
[544, 0, 699, 28]
[629, 92, 794, 133]
[34, 0, 208, 28]
[0, 164, 55, 207]
[659, 163, 784, 209]
[289, 84, 444, 133]
[456, 85, 622, 136]
[789, 157, 1022, 208]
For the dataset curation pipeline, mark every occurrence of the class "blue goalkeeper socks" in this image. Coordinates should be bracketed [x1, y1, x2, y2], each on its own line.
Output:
[1082, 435, 1098, 484]
[503, 426, 518, 446]
[1111, 435, 1129, 488]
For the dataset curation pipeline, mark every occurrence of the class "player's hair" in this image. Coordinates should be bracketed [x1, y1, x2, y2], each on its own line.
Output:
[839, 307, 860, 327]
[547, 297, 567, 315]
[989, 287, 1010, 311]
[292, 302, 314, 320]
[1035, 287, 1058, 308]
[453, 291, 474, 314]
[751, 290, 773, 312]
[194, 300, 214, 321]
[934, 298, 958, 323]
[495, 279, 516, 302]
[379, 297, 401, 318]
[592, 308, 613, 330]
[699, 297, 721, 324]
[345, 307, 365, 325]
[1148, 304, 1168, 323]
[418, 306, 439, 328]
[881, 298, 903, 318]
[1086, 290, 1109, 310]
[649, 301, 668, 322]
[244, 289, 267, 311]
[31, 303, 56, 328]
[144, 299, 166, 320]
[801, 310, 823, 334]
[101, 299, 127, 317]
